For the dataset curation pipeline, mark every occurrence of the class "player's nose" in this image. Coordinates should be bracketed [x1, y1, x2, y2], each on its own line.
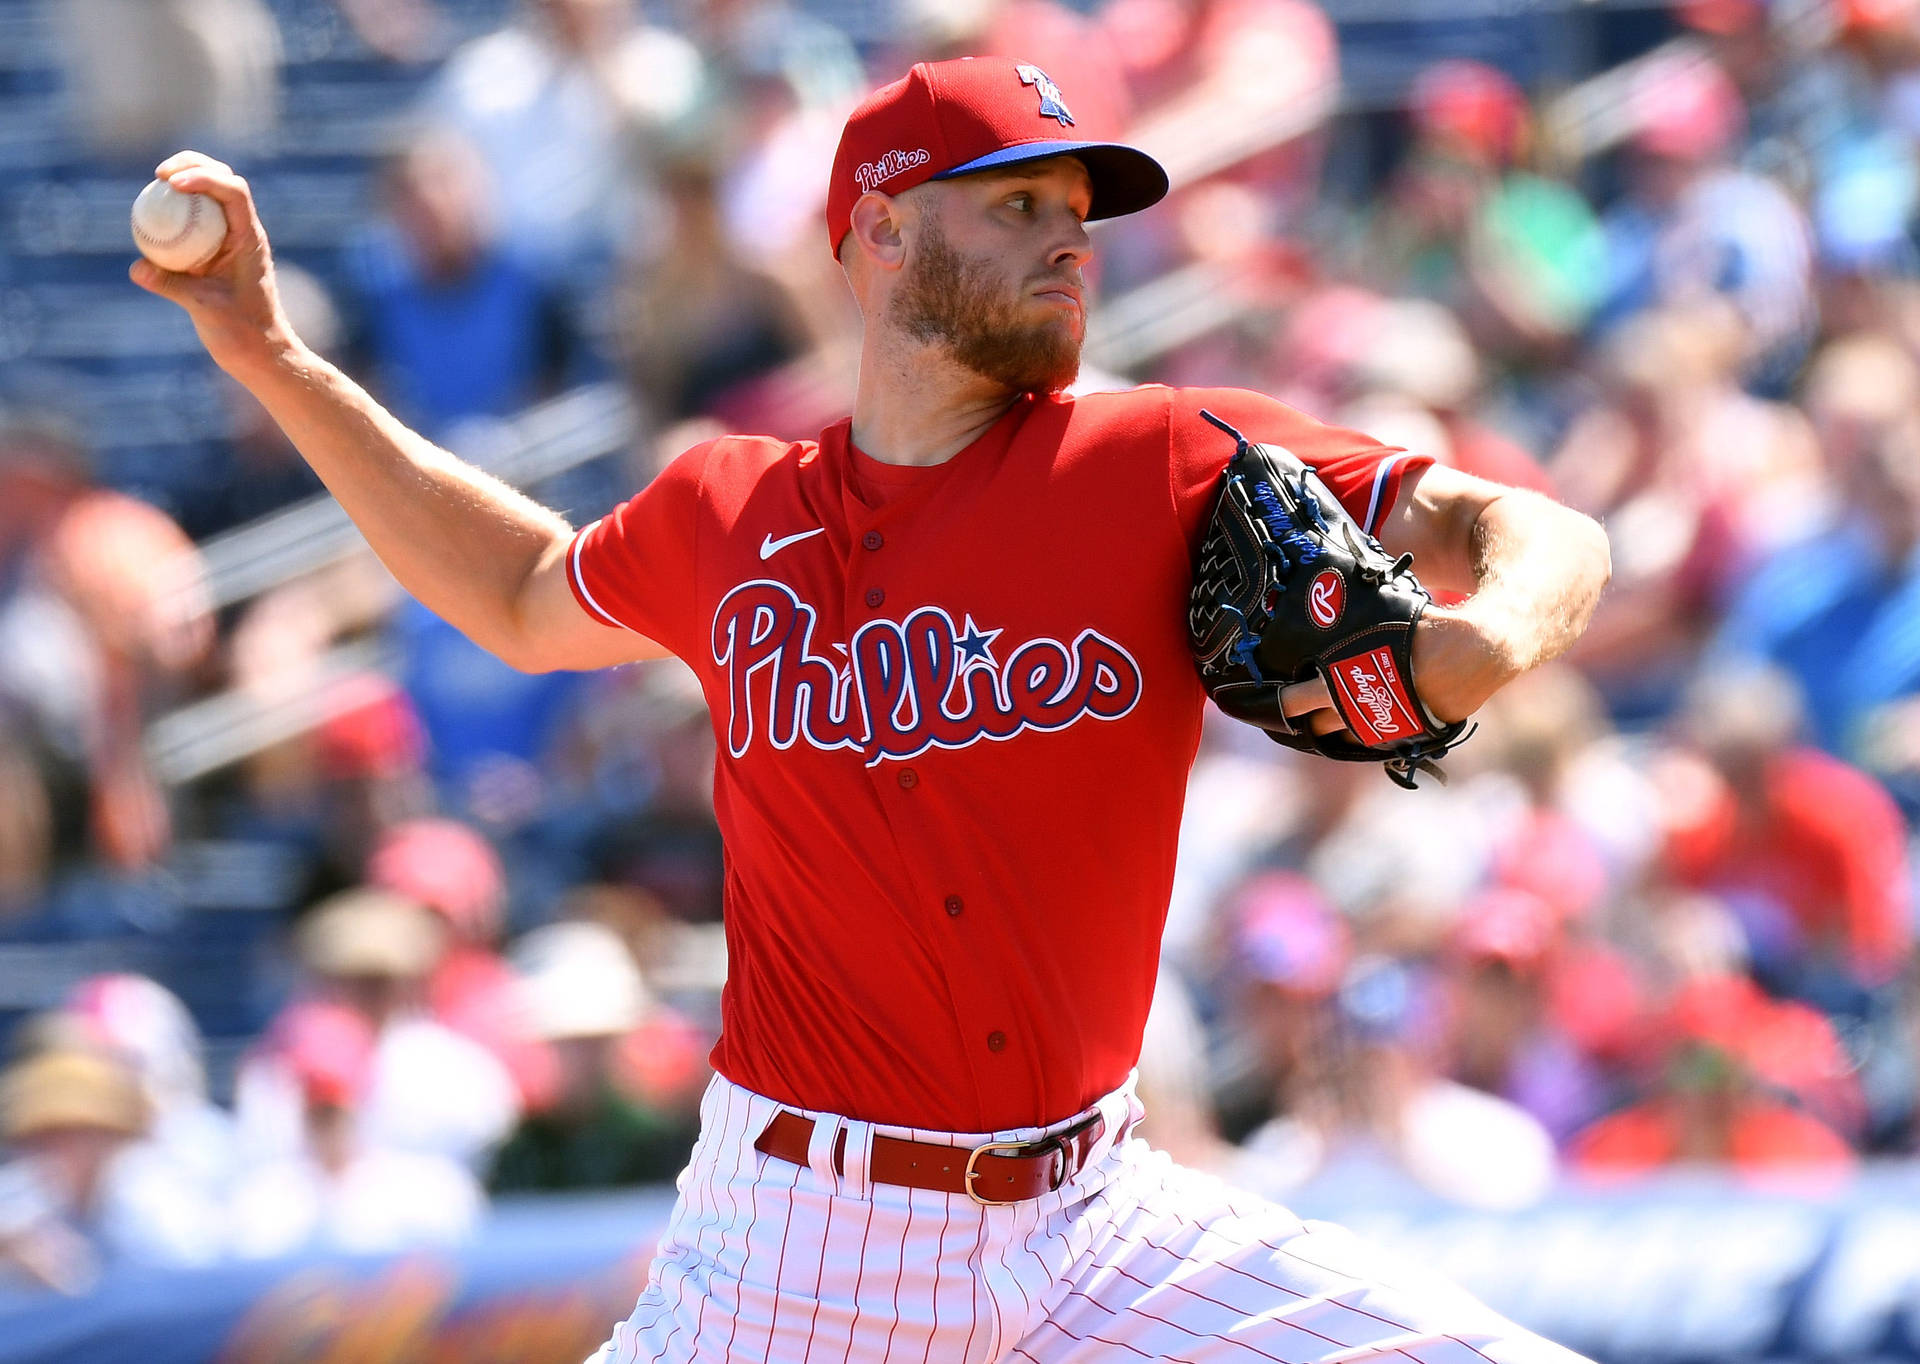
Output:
[1043, 204, 1093, 270]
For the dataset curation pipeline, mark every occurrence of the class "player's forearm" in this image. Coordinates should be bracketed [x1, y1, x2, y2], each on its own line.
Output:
[1457, 491, 1612, 675]
[234, 342, 570, 667]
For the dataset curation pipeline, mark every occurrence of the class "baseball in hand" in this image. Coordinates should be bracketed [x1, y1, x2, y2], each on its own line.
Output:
[131, 178, 229, 273]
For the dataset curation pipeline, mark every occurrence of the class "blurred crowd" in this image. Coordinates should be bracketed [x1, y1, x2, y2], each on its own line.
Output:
[4, 0, 1920, 1293]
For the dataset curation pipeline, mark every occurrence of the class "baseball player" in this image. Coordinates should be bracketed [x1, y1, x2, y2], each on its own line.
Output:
[136, 55, 1610, 1364]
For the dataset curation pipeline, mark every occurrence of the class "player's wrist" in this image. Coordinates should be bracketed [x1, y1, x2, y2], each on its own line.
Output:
[219, 325, 319, 388]
[1413, 604, 1522, 721]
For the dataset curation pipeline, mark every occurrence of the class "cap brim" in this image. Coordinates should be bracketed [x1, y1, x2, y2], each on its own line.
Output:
[931, 140, 1170, 222]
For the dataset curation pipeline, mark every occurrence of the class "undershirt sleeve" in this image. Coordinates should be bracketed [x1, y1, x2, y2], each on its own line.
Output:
[565, 439, 713, 660]
[1167, 387, 1434, 555]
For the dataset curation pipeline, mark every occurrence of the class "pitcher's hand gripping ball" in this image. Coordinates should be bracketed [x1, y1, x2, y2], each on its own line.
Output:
[131, 178, 229, 274]
[1187, 410, 1474, 788]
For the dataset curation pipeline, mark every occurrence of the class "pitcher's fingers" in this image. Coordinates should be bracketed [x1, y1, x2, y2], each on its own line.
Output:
[1279, 677, 1333, 719]
[161, 165, 255, 221]
[128, 259, 175, 297]
[156, 151, 233, 180]
[1307, 710, 1348, 737]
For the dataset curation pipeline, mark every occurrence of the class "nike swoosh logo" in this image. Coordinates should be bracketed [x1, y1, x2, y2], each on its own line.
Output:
[758, 527, 827, 560]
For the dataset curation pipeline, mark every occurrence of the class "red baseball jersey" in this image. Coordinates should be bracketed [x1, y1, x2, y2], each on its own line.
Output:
[567, 384, 1428, 1132]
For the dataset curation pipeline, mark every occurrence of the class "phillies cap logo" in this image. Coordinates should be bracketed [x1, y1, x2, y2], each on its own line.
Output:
[1308, 570, 1345, 629]
[1016, 64, 1075, 126]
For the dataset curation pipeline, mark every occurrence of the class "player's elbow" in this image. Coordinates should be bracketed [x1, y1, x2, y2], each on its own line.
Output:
[487, 625, 569, 675]
[494, 642, 560, 675]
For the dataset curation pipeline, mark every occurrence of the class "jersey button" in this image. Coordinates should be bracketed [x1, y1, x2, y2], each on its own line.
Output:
[987, 1031, 1007, 1053]
[897, 767, 919, 790]
[865, 588, 886, 608]
[862, 530, 884, 551]
[944, 895, 964, 917]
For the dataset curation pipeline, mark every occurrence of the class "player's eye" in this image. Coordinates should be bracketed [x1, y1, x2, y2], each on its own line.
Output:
[1007, 193, 1034, 213]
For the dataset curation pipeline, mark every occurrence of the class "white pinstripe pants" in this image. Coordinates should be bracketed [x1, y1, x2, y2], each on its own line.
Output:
[589, 1074, 1591, 1364]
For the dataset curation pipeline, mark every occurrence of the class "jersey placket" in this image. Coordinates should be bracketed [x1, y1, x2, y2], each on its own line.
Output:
[838, 487, 1028, 1121]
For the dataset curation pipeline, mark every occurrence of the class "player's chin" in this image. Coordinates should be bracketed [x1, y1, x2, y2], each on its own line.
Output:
[1028, 294, 1086, 338]
[1020, 337, 1083, 392]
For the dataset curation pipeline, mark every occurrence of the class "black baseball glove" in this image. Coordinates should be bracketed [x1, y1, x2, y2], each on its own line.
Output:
[1187, 410, 1474, 788]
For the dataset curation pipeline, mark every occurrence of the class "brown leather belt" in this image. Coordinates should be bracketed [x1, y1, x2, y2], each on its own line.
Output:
[753, 1108, 1118, 1205]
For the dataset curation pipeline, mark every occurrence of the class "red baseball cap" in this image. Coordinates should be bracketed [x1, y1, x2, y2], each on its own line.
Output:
[827, 56, 1169, 255]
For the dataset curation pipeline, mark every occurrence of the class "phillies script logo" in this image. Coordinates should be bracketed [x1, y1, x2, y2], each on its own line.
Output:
[711, 580, 1143, 765]
[1328, 646, 1426, 745]
[1308, 569, 1345, 629]
[855, 147, 930, 192]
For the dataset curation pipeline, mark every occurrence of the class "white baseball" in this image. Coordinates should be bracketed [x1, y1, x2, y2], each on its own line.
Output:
[130, 178, 229, 273]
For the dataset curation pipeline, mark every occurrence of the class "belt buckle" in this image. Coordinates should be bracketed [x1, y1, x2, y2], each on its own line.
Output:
[964, 1136, 1068, 1207]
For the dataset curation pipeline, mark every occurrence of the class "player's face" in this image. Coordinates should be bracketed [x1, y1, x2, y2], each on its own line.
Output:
[889, 159, 1094, 394]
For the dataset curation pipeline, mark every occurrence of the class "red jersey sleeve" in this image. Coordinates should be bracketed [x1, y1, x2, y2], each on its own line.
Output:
[1167, 387, 1433, 552]
[565, 439, 712, 659]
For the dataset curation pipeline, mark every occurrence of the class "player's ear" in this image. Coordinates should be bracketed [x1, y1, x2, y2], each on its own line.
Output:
[847, 192, 907, 272]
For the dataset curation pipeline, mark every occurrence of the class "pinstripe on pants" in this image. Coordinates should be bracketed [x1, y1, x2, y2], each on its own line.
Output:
[585, 1075, 1593, 1364]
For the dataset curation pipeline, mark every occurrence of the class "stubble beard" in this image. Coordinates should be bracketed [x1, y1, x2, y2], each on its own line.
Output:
[888, 214, 1083, 395]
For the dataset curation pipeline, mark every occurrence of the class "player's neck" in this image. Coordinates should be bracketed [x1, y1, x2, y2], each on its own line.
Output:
[851, 338, 1022, 468]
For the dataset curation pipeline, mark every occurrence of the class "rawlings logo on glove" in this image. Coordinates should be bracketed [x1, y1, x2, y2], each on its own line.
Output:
[1187, 411, 1474, 788]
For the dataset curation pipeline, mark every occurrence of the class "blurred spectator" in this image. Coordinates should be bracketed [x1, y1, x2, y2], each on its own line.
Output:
[1476, 664, 1657, 920]
[488, 921, 706, 1191]
[1364, 61, 1608, 359]
[1569, 974, 1858, 1185]
[0, 412, 213, 886]
[331, 0, 451, 64]
[228, 1000, 483, 1259]
[55, 0, 281, 160]
[1209, 872, 1352, 1143]
[1553, 303, 1823, 714]
[0, 1047, 221, 1292]
[1319, 295, 1555, 495]
[616, 151, 811, 423]
[691, 0, 864, 115]
[1594, 52, 1816, 387]
[585, 662, 724, 925]
[1444, 889, 1613, 1142]
[1116, 0, 1338, 214]
[233, 888, 520, 1171]
[366, 818, 559, 1108]
[423, 0, 708, 280]
[1712, 376, 1920, 770]
[1659, 665, 1913, 1004]
[1236, 957, 1557, 1211]
[1786, 0, 1920, 289]
[342, 128, 582, 442]
[219, 671, 434, 905]
[62, 975, 236, 1206]
[393, 594, 591, 831]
